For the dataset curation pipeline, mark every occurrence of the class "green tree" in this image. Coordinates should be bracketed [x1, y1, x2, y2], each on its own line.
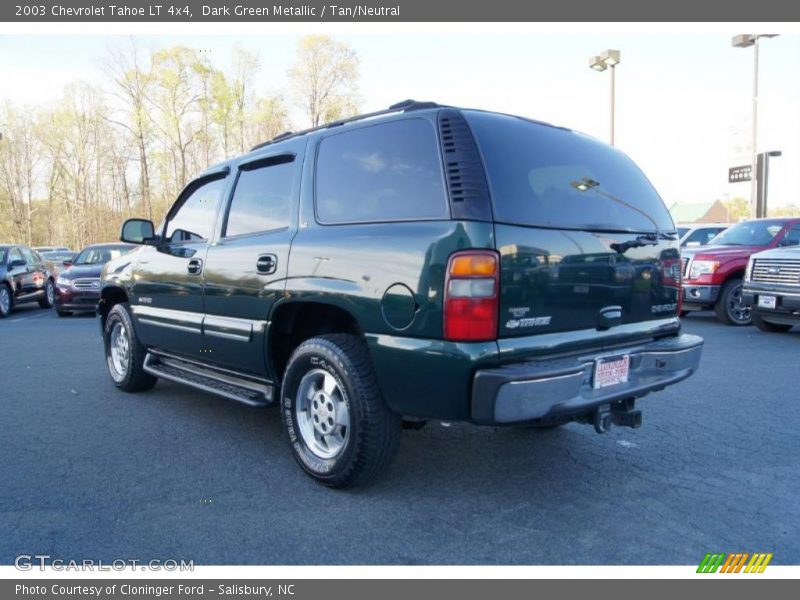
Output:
[723, 197, 750, 221]
[289, 35, 360, 127]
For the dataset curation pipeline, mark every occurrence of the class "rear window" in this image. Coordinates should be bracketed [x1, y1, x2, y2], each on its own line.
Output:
[710, 220, 785, 247]
[465, 111, 674, 232]
[315, 118, 448, 224]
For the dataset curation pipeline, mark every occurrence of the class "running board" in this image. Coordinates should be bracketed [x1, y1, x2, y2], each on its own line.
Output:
[143, 352, 275, 407]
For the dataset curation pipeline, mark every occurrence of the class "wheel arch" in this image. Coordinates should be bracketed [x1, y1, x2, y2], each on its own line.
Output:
[98, 286, 129, 329]
[267, 299, 364, 383]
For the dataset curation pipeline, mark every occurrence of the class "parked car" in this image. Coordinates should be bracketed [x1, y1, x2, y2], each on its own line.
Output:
[98, 100, 703, 487]
[681, 218, 800, 325]
[676, 223, 731, 247]
[0, 245, 55, 317]
[40, 250, 77, 276]
[742, 244, 800, 332]
[55, 243, 136, 316]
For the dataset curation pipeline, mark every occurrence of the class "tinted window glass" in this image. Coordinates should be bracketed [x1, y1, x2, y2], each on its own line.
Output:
[686, 228, 720, 245]
[8, 248, 22, 263]
[166, 177, 227, 242]
[782, 225, 800, 246]
[711, 220, 784, 247]
[465, 111, 674, 232]
[0, 249, 6, 263]
[316, 119, 448, 224]
[677, 227, 690, 238]
[20, 248, 38, 264]
[225, 158, 294, 237]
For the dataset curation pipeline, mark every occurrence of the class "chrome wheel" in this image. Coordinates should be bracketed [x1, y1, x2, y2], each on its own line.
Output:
[108, 321, 130, 381]
[727, 283, 750, 324]
[295, 368, 350, 460]
[0, 287, 9, 315]
[45, 281, 55, 305]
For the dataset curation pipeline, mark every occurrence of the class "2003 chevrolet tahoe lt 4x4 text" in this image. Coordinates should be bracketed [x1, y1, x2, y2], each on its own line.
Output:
[98, 100, 703, 487]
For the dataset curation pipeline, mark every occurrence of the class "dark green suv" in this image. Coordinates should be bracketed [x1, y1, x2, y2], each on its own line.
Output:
[99, 100, 703, 487]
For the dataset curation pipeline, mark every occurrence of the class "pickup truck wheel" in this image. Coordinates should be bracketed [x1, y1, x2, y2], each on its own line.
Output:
[714, 279, 751, 326]
[38, 279, 55, 308]
[0, 285, 11, 318]
[281, 334, 401, 488]
[103, 303, 157, 392]
[753, 313, 793, 333]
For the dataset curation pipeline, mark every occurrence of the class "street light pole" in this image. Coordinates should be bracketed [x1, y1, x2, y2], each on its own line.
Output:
[732, 34, 778, 218]
[589, 49, 621, 146]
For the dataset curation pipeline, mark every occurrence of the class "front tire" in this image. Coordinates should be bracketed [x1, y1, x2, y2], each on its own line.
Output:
[103, 303, 157, 392]
[715, 279, 751, 326]
[38, 279, 55, 308]
[281, 334, 401, 488]
[0, 284, 11, 318]
[753, 313, 793, 333]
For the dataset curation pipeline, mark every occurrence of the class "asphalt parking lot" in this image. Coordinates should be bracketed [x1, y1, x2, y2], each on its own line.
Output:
[1, 305, 798, 565]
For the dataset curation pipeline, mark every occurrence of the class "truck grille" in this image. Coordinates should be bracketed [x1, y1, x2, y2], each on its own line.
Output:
[751, 258, 800, 286]
[73, 278, 101, 290]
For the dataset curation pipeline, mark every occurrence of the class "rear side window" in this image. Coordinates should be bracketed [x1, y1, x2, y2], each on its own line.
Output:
[224, 157, 294, 237]
[315, 119, 448, 224]
[465, 111, 674, 232]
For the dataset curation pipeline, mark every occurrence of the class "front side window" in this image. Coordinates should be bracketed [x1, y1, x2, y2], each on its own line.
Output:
[781, 224, 800, 247]
[20, 248, 38, 264]
[165, 177, 227, 242]
[8, 248, 22, 263]
[315, 119, 448, 224]
[224, 158, 294, 237]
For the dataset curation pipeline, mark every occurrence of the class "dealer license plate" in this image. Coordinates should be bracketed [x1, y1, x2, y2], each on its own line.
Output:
[593, 354, 630, 390]
[758, 295, 777, 309]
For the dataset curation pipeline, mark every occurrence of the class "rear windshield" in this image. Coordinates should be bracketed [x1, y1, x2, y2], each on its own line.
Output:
[465, 111, 674, 233]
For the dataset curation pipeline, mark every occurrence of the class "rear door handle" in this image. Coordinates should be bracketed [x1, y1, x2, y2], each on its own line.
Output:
[187, 258, 203, 275]
[256, 254, 277, 275]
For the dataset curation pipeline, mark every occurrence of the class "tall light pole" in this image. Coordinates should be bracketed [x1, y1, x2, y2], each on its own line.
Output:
[589, 49, 621, 146]
[732, 34, 778, 218]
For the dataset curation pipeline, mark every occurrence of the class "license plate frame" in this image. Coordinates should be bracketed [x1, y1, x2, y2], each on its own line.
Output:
[593, 354, 630, 390]
[758, 295, 777, 309]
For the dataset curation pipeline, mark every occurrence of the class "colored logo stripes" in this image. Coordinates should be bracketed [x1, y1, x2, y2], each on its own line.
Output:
[697, 552, 773, 573]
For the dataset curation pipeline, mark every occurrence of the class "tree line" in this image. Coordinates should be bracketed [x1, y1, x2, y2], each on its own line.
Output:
[0, 35, 360, 249]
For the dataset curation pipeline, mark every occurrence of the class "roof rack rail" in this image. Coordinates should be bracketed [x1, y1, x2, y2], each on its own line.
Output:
[249, 99, 441, 152]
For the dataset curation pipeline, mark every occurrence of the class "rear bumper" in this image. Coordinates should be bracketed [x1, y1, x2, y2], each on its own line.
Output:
[682, 284, 720, 306]
[471, 333, 703, 424]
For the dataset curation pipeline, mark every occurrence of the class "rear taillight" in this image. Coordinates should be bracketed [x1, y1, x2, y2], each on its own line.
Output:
[444, 250, 499, 342]
[661, 257, 683, 314]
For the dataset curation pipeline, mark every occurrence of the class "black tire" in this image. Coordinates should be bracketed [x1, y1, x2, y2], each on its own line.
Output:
[679, 310, 689, 318]
[281, 334, 401, 488]
[103, 303, 157, 392]
[753, 313, 793, 333]
[56, 310, 73, 317]
[0, 284, 11, 318]
[714, 279, 751, 326]
[38, 279, 55, 308]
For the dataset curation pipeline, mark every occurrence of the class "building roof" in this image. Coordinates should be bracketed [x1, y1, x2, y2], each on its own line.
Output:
[669, 200, 723, 223]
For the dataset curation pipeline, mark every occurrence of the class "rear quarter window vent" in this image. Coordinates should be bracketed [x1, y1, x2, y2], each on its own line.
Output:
[437, 109, 493, 221]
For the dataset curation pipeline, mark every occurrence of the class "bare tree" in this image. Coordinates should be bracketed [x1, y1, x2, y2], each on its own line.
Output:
[0, 102, 40, 244]
[289, 35, 360, 127]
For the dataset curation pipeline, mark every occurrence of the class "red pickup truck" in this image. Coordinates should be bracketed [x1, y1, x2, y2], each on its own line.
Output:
[681, 218, 800, 325]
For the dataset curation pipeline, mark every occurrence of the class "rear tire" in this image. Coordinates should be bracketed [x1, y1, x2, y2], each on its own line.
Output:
[103, 303, 157, 392]
[0, 284, 11, 318]
[281, 334, 401, 488]
[714, 279, 751, 326]
[38, 279, 55, 308]
[753, 313, 793, 333]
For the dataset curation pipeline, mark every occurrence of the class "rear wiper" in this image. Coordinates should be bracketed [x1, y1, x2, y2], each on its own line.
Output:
[610, 233, 673, 254]
[570, 177, 676, 252]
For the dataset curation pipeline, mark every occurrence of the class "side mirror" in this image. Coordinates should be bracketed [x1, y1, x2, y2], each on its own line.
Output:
[62, 259, 73, 267]
[121, 218, 156, 244]
[9, 258, 26, 268]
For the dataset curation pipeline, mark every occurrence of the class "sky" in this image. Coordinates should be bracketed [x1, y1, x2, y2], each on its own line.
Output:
[1, 32, 799, 210]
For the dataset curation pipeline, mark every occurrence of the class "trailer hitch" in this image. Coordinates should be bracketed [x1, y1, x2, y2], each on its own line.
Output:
[588, 398, 642, 433]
